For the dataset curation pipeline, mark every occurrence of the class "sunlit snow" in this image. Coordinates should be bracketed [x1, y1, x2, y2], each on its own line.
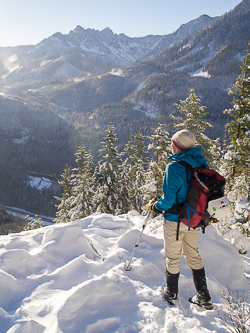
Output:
[0, 210, 249, 333]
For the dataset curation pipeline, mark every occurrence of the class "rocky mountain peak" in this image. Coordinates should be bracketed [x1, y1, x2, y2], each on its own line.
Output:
[101, 27, 115, 36]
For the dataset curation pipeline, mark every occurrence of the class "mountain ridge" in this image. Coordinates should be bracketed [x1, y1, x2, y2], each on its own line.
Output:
[0, 14, 215, 92]
[0, 0, 249, 215]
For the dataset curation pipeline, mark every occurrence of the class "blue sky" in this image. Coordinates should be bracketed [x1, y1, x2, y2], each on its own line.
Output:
[0, 0, 242, 47]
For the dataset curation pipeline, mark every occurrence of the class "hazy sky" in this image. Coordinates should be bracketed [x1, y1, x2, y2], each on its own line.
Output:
[0, 0, 242, 47]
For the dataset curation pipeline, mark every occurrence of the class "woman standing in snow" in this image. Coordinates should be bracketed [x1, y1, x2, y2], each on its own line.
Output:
[147, 129, 213, 310]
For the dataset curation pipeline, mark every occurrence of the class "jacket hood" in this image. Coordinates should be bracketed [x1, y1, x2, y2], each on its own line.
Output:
[168, 147, 207, 168]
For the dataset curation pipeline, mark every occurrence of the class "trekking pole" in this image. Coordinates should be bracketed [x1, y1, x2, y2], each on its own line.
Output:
[124, 210, 151, 271]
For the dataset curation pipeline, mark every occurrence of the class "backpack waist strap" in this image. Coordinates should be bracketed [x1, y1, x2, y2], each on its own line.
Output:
[165, 202, 184, 215]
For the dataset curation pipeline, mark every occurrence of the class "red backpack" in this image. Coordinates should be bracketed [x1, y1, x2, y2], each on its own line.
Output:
[175, 161, 226, 239]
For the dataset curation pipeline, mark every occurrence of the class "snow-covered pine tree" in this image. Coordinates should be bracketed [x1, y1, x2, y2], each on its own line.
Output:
[54, 164, 73, 223]
[130, 130, 147, 178]
[116, 159, 133, 215]
[122, 134, 136, 167]
[69, 142, 95, 221]
[170, 88, 221, 169]
[24, 214, 44, 230]
[91, 160, 105, 211]
[146, 123, 172, 198]
[129, 130, 148, 213]
[222, 41, 250, 203]
[117, 134, 136, 214]
[92, 121, 123, 214]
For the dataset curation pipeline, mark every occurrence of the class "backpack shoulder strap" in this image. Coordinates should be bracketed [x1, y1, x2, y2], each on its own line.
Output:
[177, 160, 195, 171]
[176, 161, 195, 183]
[174, 161, 194, 240]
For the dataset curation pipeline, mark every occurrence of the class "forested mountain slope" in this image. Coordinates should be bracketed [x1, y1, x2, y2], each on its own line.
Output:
[0, 0, 249, 216]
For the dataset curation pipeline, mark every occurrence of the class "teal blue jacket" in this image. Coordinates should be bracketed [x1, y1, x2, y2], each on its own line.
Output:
[155, 147, 208, 222]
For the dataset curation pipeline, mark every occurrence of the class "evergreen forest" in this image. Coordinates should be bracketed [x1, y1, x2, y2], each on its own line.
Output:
[54, 42, 250, 237]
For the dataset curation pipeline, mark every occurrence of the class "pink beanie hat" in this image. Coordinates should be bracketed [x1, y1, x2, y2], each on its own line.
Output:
[172, 129, 196, 151]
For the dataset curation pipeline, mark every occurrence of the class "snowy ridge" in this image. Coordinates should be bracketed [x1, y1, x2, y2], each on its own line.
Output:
[0, 15, 215, 92]
[0, 211, 249, 332]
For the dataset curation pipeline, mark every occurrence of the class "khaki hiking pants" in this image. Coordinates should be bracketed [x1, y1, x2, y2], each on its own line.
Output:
[163, 220, 204, 275]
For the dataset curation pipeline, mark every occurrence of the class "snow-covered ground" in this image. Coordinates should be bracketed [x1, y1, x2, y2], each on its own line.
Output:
[192, 70, 211, 79]
[28, 176, 53, 190]
[0, 211, 249, 333]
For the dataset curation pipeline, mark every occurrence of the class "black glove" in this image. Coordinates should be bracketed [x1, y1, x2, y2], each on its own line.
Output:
[151, 202, 163, 215]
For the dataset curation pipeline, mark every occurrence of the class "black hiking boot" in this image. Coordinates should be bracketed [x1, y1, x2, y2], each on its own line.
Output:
[189, 294, 214, 310]
[164, 271, 179, 306]
[164, 288, 178, 305]
[190, 267, 214, 310]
